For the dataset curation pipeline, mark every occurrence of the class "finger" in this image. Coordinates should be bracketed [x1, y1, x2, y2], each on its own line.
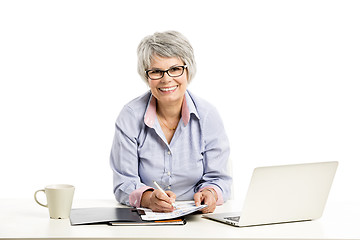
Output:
[202, 194, 216, 213]
[193, 192, 203, 206]
[150, 196, 174, 212]
[204, 193, 215, 205]
[153, 201, 174, 212]
[165, 191, 176, 203]
[153, 190, 175, 210]
[202, 203, 215, 213]
[154, 190, 172, 203]
[147, 191, 170, 211]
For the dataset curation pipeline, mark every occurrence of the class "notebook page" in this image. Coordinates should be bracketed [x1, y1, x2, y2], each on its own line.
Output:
[139, 201, 207, 221]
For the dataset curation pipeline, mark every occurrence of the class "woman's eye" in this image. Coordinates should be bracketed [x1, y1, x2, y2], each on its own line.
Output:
[169, 67, 181, 73]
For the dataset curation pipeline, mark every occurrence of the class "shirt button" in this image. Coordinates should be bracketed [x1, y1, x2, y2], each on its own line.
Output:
[167, 186, 171, 190]
[167, 171, 171, 176]
[167, 150, 171, 155]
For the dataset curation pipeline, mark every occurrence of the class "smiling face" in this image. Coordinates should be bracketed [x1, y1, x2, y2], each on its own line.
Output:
[147, 55, 188, 107]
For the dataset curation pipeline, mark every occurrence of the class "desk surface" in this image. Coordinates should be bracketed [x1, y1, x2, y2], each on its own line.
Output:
[0, 198, 359, 240]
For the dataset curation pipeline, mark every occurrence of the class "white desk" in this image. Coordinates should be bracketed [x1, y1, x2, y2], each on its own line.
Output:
[0, 198, 359, 240]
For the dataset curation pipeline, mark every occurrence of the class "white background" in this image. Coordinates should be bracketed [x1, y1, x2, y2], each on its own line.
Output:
[1, 0, 359, 205]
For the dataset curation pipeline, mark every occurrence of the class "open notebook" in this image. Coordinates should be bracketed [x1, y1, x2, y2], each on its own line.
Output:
[138, 201, 206, 221]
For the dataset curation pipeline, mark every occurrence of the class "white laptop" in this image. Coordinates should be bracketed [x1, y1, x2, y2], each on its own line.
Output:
[203, 161, 338, 227]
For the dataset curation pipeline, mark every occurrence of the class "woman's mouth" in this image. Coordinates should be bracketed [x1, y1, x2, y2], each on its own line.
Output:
[158, 86, 178, 92]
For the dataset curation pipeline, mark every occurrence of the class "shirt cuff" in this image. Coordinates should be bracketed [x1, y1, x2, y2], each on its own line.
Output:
[199, 186, 224, 206]
[129, 186, 154, 207]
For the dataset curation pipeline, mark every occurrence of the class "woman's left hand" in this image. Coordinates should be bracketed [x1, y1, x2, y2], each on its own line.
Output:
[193, 188, 218, 213]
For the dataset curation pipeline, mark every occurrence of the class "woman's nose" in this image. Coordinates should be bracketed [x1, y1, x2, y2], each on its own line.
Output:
[160, 73, 172, 83]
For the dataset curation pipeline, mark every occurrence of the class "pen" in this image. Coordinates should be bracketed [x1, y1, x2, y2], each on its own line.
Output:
[152, 180, 177, 209]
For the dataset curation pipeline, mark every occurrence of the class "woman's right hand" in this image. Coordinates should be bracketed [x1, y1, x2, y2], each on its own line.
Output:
[140, 189, 176, 212]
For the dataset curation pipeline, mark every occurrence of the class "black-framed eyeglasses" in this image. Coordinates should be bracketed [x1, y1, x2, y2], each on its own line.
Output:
[145, 65, 187, 80]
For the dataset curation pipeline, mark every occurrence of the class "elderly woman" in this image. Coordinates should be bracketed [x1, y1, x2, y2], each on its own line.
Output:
[110, 31, 232, 213]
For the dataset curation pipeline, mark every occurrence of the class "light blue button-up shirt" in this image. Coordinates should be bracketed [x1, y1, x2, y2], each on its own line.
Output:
[110, 90, 232, 207]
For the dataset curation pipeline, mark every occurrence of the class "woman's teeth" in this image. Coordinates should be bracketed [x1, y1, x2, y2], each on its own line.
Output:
[159, 86, 177, 92]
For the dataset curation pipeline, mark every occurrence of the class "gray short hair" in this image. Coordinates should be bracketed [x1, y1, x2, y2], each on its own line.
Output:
[137, 31, 196, 83]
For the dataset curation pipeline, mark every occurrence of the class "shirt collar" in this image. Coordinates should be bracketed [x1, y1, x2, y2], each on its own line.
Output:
[144, 90, 199, 128]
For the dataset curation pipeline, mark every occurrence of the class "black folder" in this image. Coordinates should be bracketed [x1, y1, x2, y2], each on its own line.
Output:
[70, 207, 185, 226]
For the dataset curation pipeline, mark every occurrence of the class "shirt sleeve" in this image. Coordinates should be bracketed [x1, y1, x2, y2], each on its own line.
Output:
[195, 106, 232, 204]
[109, 105, 150, 206]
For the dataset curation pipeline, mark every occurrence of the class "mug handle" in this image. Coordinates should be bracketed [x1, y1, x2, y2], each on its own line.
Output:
[34, 189, 48, 208]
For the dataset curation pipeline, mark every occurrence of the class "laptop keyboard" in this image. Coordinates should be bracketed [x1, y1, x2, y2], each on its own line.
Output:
[224, 216, 240, 222]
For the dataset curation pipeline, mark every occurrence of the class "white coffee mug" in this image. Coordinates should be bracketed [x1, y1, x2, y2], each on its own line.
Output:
[34, 184, 75, 219]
